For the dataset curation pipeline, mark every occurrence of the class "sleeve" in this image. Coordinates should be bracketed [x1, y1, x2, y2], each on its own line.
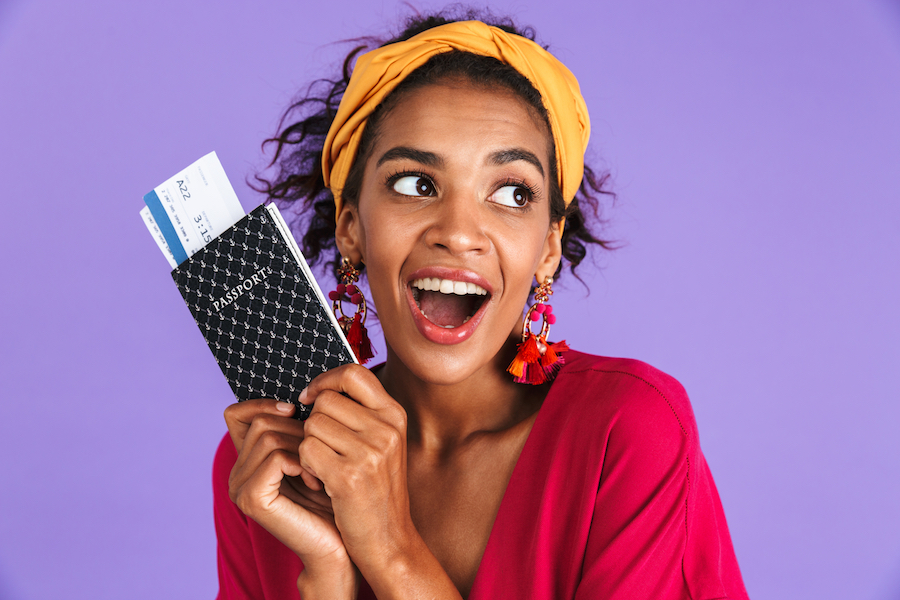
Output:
[213, 433, 268, 600]
[574, 372, 748, 600]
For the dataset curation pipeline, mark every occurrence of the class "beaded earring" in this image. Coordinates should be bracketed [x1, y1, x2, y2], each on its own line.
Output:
[507, 276, 569, 385]
[328, 257, 374, 364]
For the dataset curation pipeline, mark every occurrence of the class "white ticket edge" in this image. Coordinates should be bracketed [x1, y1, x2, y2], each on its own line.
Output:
[140, 205, 178, 268]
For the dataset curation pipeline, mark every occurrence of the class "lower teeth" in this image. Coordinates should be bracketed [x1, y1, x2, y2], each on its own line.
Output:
[439, 315, 471, 329]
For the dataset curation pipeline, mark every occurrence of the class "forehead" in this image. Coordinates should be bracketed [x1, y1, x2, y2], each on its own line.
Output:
[369, 80, 552, 163]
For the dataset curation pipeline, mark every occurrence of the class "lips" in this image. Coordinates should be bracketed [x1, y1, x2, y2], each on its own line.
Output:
[406, 268, 493, 345]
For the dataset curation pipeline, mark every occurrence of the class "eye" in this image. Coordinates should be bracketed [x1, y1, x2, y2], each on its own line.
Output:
[392, 175, 436, 197]
[490, 184, 532, 208]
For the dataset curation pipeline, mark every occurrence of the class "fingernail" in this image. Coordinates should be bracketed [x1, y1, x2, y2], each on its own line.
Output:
[298, 387, 309, 405]
[276, 401, 295, 413]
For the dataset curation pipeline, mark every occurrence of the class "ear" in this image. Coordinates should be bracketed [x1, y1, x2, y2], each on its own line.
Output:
[334, 203, 365, 264]
[534, 221, 563, 283]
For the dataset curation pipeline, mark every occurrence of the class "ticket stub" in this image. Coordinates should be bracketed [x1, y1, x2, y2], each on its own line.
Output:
[142, 152, 245, 266]
[140, 206, 177, 268]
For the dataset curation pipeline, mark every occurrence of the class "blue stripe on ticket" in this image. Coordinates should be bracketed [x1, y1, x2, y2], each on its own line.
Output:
[144, 190, 188, 265]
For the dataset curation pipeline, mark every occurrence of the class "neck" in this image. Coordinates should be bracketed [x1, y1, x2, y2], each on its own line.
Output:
[376, 335, 547, 457]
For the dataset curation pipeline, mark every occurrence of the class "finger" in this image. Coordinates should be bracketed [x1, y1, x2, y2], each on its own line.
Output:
[279, 478, 308, 506]
[282, 476, 331, 511]
[304, 390, 371, 434]
[300, 364, 394, 414]
[298, 435, 343, 489]
[233, 448, 304, 518]
[299, 469, 324, 492]
[229, 430, 312, 494]
[239, 411, 305, 463]
[224, 399, 297, 453]
[235, 453, 343, 562]
[236, 426, 300, 469]
[301, 366, 407, 435]
[303, 408, 364, 458]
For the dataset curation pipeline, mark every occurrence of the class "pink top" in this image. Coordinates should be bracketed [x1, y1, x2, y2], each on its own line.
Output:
[214, 351, 749, 599]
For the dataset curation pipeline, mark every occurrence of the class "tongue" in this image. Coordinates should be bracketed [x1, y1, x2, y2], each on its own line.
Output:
[418, 290, 476, 328]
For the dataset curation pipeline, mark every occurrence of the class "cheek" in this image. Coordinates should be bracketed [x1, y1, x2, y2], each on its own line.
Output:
[359, 211, 408, 262]
[356, 211, 414, 299]
[495, 235, 552, 313]
[498, 217, 552, 269]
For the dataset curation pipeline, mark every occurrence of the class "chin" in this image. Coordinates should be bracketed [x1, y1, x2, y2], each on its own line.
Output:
[384, 325, 516, 389]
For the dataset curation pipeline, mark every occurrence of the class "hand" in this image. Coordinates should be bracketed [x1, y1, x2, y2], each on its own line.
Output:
[298, 364, 415, 573]
[223, 400, 358, 595]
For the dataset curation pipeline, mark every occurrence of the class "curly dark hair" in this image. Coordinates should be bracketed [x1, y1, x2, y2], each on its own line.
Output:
[253, 8, 614, 281]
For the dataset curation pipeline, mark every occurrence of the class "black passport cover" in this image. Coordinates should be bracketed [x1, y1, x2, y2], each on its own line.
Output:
[171, 204, 355, 419]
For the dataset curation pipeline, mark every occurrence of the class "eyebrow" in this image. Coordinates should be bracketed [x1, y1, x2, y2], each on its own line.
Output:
[376, 145, 545, 177]
[376, 146, 443, 168]
[488, 149, 545, 177]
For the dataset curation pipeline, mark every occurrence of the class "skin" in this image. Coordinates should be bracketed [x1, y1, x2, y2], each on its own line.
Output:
[225, 79, 563, 599]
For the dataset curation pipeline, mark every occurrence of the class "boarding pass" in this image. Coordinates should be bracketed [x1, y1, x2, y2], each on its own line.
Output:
[140, 152, 246, 268]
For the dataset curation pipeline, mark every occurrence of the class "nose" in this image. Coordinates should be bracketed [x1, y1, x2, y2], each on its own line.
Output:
[422, 188, 490, 256]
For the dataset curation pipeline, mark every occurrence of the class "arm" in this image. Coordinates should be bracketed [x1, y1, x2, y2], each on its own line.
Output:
[574, 374, 748, 600]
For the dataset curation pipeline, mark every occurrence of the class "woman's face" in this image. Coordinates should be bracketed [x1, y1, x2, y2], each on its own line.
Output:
[337, 79, 562, 385]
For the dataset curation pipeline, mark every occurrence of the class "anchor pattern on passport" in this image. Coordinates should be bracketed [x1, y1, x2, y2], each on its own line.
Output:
[171, 205, 354, 419]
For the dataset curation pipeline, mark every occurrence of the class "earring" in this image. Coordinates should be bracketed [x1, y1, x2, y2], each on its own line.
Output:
[328, 257, 374, 364]
[507, 276, 569, 385]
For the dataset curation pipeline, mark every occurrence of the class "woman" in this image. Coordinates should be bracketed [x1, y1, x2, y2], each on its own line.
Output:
[214, 12, 749, 600]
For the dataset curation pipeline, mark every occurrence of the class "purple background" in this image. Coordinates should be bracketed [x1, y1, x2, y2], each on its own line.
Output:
[1, 1, 898, 598]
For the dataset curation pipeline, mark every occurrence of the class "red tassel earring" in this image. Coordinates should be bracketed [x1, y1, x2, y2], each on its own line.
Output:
[328, 257, 374, 364]
[507, 276, 569, 385]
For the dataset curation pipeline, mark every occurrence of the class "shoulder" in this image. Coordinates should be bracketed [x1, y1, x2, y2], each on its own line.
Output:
[551, 350, 699, 448]
[557, 350, 689, 401]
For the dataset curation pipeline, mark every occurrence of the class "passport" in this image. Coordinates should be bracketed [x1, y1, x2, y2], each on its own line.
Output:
[166, 200, 356, 419]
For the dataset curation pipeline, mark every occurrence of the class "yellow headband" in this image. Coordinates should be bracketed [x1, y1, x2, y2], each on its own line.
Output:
[322, 20, 591, 220]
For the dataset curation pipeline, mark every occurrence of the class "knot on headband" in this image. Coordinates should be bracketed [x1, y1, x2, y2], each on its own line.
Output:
[322, 20, 591, 223]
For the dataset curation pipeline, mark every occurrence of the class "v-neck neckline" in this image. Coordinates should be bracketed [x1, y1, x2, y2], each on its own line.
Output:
[462, 354, 572, 598]
[364, 355, 576, 599]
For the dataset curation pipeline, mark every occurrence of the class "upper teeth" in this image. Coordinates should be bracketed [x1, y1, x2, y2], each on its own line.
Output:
[412, 278, 488, 296]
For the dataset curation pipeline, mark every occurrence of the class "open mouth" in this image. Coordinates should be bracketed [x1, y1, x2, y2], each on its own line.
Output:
[410, 277, 489, 329]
